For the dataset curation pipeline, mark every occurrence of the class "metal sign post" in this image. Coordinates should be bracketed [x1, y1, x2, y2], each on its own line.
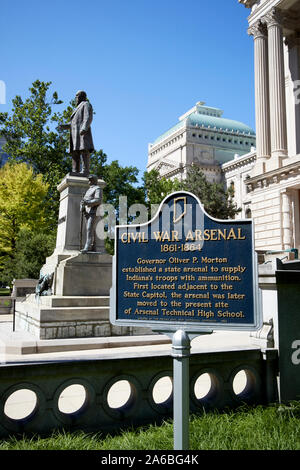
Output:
[167, 329, 212, 450]
[172, 329, 190, 450]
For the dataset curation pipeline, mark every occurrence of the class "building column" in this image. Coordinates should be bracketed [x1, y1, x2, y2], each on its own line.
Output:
[281, 190, 293, 250]
[265, 8, 288, 170]
[286, 33, 300, 156]
[248, 20, 271, 176]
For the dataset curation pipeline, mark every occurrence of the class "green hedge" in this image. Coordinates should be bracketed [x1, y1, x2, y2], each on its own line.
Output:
[0, 289, 10, 296]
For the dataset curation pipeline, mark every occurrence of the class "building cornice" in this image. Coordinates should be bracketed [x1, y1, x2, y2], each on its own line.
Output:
[149, 119, 255, 154]
[151, 161, 225, 180]
[222, 151, 256, 171]
[247, 1, 283, 27]
[246, 159, 300, 191]
[188, 124, 255, 139]
[148, 127, 186, 154]
[156, 164, 185, 179]
[147, 156, 177, 170]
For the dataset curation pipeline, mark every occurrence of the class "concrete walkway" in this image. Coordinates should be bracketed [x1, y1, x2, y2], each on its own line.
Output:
[0, 314, 259, 363]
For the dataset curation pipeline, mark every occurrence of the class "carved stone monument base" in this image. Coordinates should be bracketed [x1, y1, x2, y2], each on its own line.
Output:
[15, 293, 154, 340]
[54, 252, 112, 297]
[14, 294, 129, 340]
[15, 173, 154, 340]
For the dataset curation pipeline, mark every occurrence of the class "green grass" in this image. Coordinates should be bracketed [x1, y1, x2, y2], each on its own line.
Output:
[0, 402, 300, 450]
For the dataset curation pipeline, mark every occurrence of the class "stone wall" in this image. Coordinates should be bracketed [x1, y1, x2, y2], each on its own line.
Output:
[0, 347, 278, 438]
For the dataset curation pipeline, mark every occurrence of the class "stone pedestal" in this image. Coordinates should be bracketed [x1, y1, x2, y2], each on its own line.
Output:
[55, 173, 106, 254]
[38, 173, 112, 299]
[38, 173, 111, 298]
[55, 252, 112, 297]
[14, 174, 113, 340]
[15, 173, 154, 341]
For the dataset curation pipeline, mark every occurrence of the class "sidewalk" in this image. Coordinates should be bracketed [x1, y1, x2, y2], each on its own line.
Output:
[0, 314, 258, 364]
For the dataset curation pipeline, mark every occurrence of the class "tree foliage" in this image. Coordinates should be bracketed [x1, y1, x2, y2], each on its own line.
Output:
[183, 165, 241, 219]
[142, 169, 182, 208]
[0, 162, 52, 280]
[90, 150, 145, 210]
[1, 228, 56, 284]
[143, 166, 241, 220]
[0, 80, 72, 226]
[90, 150, 145, 253]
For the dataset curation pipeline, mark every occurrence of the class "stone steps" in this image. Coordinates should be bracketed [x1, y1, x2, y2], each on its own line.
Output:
[16, 295, 110, 322]
[34, 295, 110, 308]
[14, 294, 154, 341]
[30, 306, 110, 322]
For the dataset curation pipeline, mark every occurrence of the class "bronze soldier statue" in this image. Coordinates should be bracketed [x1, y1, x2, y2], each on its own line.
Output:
[80, 174, 102, 253]
[60, 90, 94, 175]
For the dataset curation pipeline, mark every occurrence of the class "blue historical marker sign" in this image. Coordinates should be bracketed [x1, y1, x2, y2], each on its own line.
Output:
[110, 191, 262, 332]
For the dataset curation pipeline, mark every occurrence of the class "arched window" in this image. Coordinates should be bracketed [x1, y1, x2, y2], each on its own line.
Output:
[245, 208, 252, 219]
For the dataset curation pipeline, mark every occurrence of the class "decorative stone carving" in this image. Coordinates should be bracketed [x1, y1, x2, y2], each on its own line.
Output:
[239, 0, 256, 8]
[264, 7, 283, 29]
[248, 20, 267, 39]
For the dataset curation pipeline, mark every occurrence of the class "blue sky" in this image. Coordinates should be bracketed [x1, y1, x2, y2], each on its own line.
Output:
[1, 0, 254, 179]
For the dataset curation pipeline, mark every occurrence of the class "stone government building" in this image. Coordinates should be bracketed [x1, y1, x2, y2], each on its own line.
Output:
[149, 0, 300, 256]
[147, 101, 256, 187]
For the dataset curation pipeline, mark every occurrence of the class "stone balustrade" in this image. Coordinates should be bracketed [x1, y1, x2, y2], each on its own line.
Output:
[0, 347, 278, 438]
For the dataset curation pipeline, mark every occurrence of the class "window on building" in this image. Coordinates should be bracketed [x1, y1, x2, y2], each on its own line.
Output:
[245, 208, 252, 219]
